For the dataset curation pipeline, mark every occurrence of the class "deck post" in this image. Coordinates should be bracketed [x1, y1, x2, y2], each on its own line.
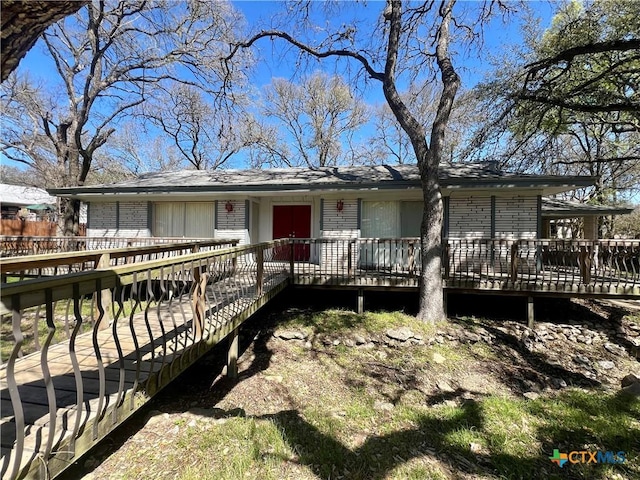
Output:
[95, 253, 112, 330]
[256, 248, 264, 296]
[227, 327, 239, 379]
[357, 288, 364, 314]
[527, 296, 535, 329]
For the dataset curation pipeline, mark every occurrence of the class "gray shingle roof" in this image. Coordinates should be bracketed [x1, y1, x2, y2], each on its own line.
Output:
[48, 163, 596, 196]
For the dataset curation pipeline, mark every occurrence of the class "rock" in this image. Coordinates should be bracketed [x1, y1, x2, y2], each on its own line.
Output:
[432, 352, 446, 364]
[551, 378, 568, 389]
[464, 332, 481, 343]
[604, 343, 624, 356]
[574, 354, 590, 365]
[436, 380, 454, 392]
[332, 339, 341, 346]
[187, 419, 197, 428]
[523, 392, 540, 400]
[344, 338, 356, 347]
[597, 360, 615, 370]
[276, 330, 306, 340]
[304, 341, 312, 349]
[386, 327, 414, 342]
[353, 334, 367, 345]
[469, 442, 483, 454]
[621, 373, 640, 388]
[264, 374, 283, 383]
[374, 400, 395, 411]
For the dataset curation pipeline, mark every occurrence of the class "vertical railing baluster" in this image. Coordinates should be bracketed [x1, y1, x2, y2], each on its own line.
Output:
[6, 295, 26, 480]
[92, 277, 107, 440]
[69, 284, 85, 454]
[41, 289, 58, 464]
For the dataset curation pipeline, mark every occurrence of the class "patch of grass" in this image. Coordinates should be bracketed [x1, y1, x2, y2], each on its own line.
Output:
[279, 308, 437, 338]
[174, 417, 300, 480]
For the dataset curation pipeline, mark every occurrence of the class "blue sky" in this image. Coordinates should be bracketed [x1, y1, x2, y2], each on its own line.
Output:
[4, 0, 557, 172]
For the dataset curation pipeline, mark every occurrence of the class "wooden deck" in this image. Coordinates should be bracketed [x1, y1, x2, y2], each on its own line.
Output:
[1, 237, 639, 479]
[1, 242, 289, 480]
[289, 238, 640, 297]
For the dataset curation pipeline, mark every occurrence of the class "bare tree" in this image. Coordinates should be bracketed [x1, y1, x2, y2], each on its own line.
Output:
[258, 72, 369, 167]
[143, 84, 260, 170]
[1, 1, 88, 81]
[105, 124, 184, 178]
[225, 0, 507, 322]
[1, 1, 245, 235]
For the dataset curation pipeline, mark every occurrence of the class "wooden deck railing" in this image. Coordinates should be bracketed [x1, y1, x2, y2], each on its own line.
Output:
[0, 240, 289, 480]
[0, 236, 225, 257]
[289, 238, 640, 296]
[0, 239, 238, 281]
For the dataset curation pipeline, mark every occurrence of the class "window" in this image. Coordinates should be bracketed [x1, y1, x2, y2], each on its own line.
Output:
[153, 202, 214, 238]
[361, 201, 422, 238]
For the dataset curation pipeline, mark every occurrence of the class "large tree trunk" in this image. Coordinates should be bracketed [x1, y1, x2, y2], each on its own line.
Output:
[1, 1, 88, 82]
[417, 153, 446, 322]
[59, 197, 81, 237]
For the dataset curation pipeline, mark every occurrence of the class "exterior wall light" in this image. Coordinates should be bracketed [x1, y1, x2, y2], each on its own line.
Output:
[336, 200, 344, 212]
[225, 201, 234, 213]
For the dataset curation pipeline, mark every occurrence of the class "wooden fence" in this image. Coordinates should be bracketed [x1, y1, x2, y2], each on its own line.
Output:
[0, 220, 59, 237]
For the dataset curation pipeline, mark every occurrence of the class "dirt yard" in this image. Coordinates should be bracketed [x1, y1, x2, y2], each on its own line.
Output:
[58, 292, 640, 480]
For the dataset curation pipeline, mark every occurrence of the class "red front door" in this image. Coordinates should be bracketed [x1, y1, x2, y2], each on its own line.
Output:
[273, 205, 311, 260]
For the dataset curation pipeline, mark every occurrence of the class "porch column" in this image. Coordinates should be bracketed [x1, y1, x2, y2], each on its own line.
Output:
[583, 216, 598, 240]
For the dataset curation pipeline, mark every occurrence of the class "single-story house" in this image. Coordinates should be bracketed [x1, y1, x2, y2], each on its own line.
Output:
[47, 162, 630, 247]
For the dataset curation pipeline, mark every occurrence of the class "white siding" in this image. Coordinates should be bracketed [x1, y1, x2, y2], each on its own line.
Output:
[216, 200, 245, 229]
[87, 202, 151, 237]
[495, 195, 538, 240]
[88, 203, 117, 236]
[215, 200, 248, 245]
[117, 202, 150, 237]
[322, 199, 359, 239]
[449, 196, 491, 238]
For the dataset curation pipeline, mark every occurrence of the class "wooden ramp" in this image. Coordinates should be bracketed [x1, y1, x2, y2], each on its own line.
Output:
[1, 242, 289, 480]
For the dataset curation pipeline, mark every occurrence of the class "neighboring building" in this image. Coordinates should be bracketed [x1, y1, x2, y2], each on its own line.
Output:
[0, 183, 58, 220]
[48, 162, 626, 245]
